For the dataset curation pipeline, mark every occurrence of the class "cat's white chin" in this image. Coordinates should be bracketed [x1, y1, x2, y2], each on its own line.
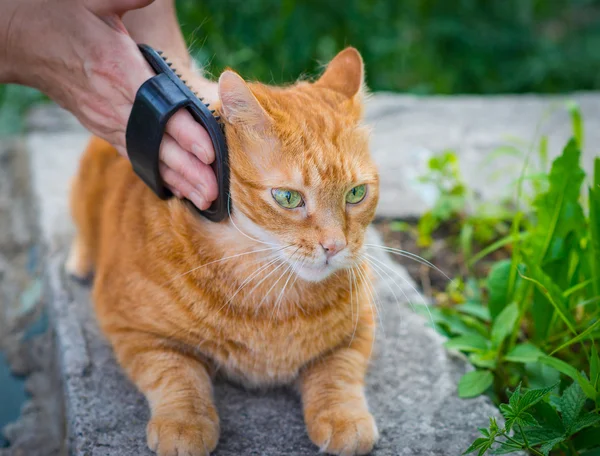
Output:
[295, 263, 337, 282]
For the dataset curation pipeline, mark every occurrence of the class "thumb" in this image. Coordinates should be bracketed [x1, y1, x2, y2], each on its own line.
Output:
[85, 0, 155, 18]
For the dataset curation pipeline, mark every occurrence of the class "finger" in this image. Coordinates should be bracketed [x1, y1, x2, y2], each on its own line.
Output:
[159, 134, 218, 202]
[85, 0, 155, 17]
[165, 110, 215, 165]
[160, 164, 209, 211]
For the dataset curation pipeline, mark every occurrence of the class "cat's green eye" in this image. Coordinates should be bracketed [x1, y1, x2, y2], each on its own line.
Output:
[272, 188, 304, 209]
[346, 185, 367, 204]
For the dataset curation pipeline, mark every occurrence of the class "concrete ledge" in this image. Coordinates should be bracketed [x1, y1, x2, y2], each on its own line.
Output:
[47, 229, 497, 455]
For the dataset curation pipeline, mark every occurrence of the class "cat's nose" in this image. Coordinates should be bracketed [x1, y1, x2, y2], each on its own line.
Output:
[320, 238, 347, 259]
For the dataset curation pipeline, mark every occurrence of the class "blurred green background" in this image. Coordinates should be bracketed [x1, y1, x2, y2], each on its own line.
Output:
[2, 0, 600, 134]
[178, 0, 600, 93]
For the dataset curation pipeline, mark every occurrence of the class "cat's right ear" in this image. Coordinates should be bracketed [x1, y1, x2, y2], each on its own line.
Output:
[218, 71, 271, 129]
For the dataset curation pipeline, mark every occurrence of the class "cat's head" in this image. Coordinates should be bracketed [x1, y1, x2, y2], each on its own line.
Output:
[218, 48, 378, 282]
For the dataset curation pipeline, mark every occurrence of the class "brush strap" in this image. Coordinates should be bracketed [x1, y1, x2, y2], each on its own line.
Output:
[126, 44, 229, 222]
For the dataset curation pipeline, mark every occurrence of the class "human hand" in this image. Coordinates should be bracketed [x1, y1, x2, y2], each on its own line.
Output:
[0, 0, 217, 209]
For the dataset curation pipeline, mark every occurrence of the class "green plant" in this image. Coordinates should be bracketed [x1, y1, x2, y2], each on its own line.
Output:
[422, 105, 600, 454]
[465, 379, 600, 455]
[411, 150, 512, 265]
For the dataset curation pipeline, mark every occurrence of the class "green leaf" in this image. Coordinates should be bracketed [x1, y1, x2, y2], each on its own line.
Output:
[486, 260, 512, 319]
[531, 402, 565, 435]
[500, 403, 537, 432]
[463, 437, 492, 455]
[523, 426, 565, 446]
[540, 437, 567, 456]
[458, 370, 494, 398]
[500, 384, 556, 432]
[526, 362, 561, 389]
[561, 382, 587, 431]
[490, 441, 523, 454]
[540, 356, 596, 400]
[569, 413, 600, 436]
[581, 448, 600, 456]
[491, 302, 519, 346]
[519, 262, 578, 336]
[567, 101, 584, 149]
[550, 319, 600, 356]
[518, 384, 557, 412]
[426, 307, 485, 337]
[467, 232, 529, 268]
[591, 344, 599, 390]
[504, 343, 545, 363]
[508, 383, 522, 410]
[469, 351, 498, 369]
[590, 158, 600, 300]
[515, 411, 539, 428]
[461, 222, 474, 261]
[574, 426, 600, 451]
[532, 138, 586, 265]
[456, 302, 491, 322]
[445, 334, 490, 353]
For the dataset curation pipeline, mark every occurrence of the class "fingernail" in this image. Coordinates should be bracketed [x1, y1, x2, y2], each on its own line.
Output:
[190, 191, 207, 210]
[192, 144, 210, 164]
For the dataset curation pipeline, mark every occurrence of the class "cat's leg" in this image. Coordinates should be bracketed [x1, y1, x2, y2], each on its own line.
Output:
[111, 333, 219, 456]
[65, 234, 94, 280]
[66, 173, 95, 281]
[299, 320, 378, 456]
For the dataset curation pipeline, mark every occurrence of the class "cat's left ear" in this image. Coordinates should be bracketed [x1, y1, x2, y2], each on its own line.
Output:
[218, 70, 272, 129]
[315, 47, 364, 99]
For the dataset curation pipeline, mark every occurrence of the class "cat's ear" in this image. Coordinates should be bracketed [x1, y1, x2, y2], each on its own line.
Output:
[315, 47, 364, 99]
[218, 71, 271, 128]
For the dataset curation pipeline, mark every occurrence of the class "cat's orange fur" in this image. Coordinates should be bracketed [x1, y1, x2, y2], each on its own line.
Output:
[67, 48, 380, 456]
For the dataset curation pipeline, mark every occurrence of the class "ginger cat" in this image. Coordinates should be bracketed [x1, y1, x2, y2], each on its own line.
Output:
[67, 48, 380, 456]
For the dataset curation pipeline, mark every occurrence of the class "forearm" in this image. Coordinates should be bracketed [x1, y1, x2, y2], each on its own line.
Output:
[123, 0, 218, 102]
[123, 0, 190, 69]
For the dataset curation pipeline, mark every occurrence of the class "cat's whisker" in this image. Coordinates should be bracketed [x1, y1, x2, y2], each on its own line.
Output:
[347, 267, 359, 348]
[363, 252, 438, 334]
[289, 258, 307, 314]
[219, 256, 284, 314]
[162, 244, 289, 286]
[361, 254, 409, 313]
[364, 243, 454, 283]
[248, 248, 301, 316]
[361, 262, 386, 336]
[227, 193, 278, 247]
[354, 261, 384, 338]
[365, 258, 408, 326]
[261, 249, 301, 318]
[273, 253, 303, 317]
[353, 262, 379, 362]
[360, 254, 414, 347]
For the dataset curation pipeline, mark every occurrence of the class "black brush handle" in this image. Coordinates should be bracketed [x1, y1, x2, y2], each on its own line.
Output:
[126, 44, 230, 222]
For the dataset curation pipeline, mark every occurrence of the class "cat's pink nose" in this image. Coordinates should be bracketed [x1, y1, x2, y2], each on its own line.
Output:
[320, 238, 347, 259]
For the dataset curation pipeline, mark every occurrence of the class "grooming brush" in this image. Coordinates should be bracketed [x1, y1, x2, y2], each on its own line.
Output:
[126, 44, 229, 222]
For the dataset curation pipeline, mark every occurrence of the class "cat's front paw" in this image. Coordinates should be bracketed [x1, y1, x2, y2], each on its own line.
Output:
[146, 414, 220, 456]
[306, 406, 379, 456]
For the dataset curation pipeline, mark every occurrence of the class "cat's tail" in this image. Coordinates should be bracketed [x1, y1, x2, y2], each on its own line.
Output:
[65, 136, 121, 281]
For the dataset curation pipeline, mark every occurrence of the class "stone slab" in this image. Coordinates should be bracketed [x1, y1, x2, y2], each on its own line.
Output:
[46, 229, 497, 456]
[367, 93, 600, 217]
